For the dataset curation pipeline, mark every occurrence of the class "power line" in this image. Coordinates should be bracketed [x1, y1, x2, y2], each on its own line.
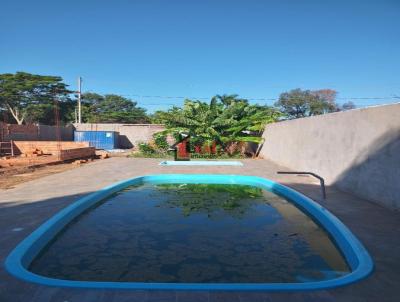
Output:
[118, 94, 400, 102]
[2, 92, 399, 103]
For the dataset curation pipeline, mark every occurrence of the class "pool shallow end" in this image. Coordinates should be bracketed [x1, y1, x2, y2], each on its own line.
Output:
[5, 174, 373, 291]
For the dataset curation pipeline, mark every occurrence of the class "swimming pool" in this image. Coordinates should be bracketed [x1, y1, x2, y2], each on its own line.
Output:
[5, 174, 373, 291]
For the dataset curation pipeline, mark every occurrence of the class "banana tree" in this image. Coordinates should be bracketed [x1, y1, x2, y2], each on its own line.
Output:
[156, 95, 281, 156]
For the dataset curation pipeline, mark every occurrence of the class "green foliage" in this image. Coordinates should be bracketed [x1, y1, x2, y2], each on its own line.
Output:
[0, 70, 344, 131]
[130, 152, 173, 158]
[131, 141, 173, 158]
[190, 152, 244, 159]
[138, 142, 156, 154]
[81, 93, 149, 123]
[149, 110, 172, 124]
[23, 101, 75, 125]
[153, 132, 169, 151]
[153, 95, 281, 155]
[0, 73, 149, 125]
[0, 72, 71, 124]
[133, 132, 170, 158]
[156, 184, 263, 218]
[275, 88, 339, 119]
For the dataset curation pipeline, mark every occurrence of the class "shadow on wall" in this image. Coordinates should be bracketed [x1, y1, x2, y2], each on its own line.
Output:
[118, 135, 133, 149]
[333, 130, 400, 210]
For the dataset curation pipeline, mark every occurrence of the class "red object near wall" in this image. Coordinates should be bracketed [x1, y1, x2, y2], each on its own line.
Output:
[211, 141, 216, 154]
[194, 145, 202, 154]
[177, 139, 190, 159]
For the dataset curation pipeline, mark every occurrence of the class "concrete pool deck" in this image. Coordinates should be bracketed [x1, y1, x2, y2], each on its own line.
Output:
[0, 158, 399, 302]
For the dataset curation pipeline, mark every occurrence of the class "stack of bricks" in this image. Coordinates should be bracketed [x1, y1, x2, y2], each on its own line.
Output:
[12, 141, 95, 161]
[58, 147, 96, 160]
[1, 123, 38, 141]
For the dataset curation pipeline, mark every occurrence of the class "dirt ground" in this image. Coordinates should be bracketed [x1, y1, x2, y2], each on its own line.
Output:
[0, 162, 84, 189]
[0, 151, 131, 189]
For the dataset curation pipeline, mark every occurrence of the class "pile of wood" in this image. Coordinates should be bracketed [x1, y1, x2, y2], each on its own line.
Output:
[20, 148, 46, 157]
[95, 150, 110, 159]
[0, 157, 13, 168]
[72, 158, 94, 165]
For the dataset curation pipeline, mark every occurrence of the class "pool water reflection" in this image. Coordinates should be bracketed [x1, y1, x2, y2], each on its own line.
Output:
[29, 183, 350, 283]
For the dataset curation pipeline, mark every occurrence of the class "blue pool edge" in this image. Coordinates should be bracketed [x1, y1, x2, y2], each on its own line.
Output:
[5, 174, 374, 291]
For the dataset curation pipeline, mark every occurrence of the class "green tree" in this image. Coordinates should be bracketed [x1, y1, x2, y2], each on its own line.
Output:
[23, 102, 75, 125]
[311, 89, 339, 114]
[215, 94, 248, 106]
[0, 72, 71, 124]
[81, 93, 149, 123]
[275, 88, 338, 119]
[150, 110, 174, 124]
[155, 95, 281, 153]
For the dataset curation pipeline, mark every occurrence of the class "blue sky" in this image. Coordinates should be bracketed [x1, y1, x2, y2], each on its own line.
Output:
[1, 0, 399, 112]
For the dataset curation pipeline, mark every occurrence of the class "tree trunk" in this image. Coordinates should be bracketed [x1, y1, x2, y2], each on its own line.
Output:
[6, 103, 24, 125]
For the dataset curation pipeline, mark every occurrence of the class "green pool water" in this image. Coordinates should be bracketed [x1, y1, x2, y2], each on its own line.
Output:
[29, 183, 350, 283]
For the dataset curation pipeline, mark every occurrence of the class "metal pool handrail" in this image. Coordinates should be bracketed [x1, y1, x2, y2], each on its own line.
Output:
[277, 171, 326, 200]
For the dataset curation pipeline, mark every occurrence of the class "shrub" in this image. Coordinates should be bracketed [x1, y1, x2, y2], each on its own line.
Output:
[153, 133, 169, 151]
[138, 142, 156, 154]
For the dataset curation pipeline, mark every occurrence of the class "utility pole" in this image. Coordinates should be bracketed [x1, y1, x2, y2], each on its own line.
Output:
[77, 76, 82, 123]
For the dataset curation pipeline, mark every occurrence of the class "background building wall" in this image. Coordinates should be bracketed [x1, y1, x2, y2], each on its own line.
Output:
[260, 103, 400, 210]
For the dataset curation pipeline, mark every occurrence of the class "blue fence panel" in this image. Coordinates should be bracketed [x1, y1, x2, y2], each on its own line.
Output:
[74, 131, 118, 150]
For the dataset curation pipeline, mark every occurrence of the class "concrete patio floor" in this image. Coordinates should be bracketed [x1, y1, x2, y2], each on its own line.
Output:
[0, 158, 399, 302]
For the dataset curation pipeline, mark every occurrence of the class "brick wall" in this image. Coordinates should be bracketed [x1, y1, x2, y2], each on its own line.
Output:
[0, 123, 73, 141]
[58, 147, 96, 160]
